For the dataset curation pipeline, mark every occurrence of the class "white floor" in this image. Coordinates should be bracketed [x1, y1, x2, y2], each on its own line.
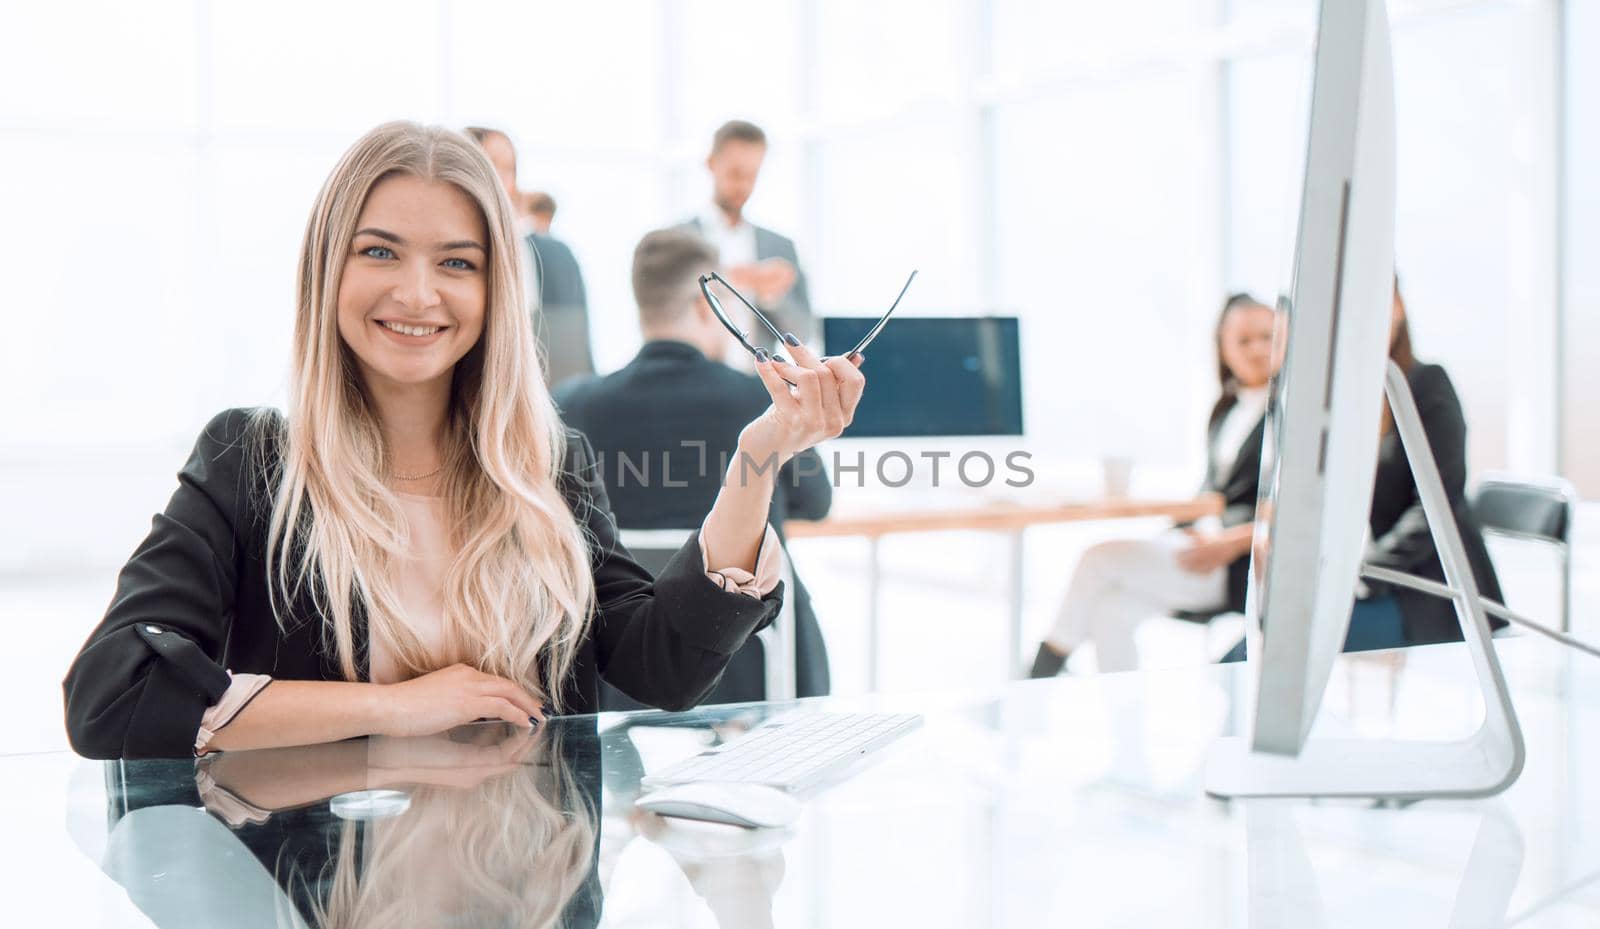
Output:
[6, 506, 1597, 757]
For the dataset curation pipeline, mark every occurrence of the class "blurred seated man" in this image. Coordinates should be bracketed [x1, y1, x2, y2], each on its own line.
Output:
[554, 228, 833, 703]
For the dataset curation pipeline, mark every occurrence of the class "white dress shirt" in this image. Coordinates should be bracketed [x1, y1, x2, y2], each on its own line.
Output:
[699, 203, 758, 268]
[1211, 385, 1270, 479]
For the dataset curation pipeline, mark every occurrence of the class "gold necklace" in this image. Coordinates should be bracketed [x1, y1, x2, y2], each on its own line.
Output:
[391, 464, 445, 482]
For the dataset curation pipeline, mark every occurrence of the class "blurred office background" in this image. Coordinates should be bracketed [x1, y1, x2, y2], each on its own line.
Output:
[4, 0, 1597, 751]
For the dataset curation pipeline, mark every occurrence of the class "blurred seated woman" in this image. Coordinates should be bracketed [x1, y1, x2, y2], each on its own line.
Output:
[1221, 280, 1504, 660]
[1030, 293, 1279, 676]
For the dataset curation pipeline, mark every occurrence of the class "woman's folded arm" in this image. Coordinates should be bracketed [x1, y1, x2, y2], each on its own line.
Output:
[63, 410, 255, 759]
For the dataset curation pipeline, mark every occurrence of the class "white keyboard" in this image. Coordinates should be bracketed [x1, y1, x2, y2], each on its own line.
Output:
[641, 711, 923, 793]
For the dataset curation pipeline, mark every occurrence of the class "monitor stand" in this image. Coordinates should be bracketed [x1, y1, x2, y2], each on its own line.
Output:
[1242, 801, 1523, 926]
[1205, 362, 1525, 799]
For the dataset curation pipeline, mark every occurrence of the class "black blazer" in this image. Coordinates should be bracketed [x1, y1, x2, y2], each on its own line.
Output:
[554, 340, 833, 701]
[62, 408, 781, 760]
[1367, 363, 1504, 644]
[1201, 394, 1267, 613]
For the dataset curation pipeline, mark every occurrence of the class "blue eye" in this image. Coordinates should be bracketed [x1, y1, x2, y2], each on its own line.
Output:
[361, 245, 395, 260]
[442, 257, 476, 271]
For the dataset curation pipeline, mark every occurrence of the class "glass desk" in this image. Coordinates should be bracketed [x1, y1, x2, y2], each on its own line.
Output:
[3, 638, 1597, 927]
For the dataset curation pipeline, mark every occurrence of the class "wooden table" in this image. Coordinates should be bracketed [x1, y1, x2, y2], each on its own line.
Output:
[785, 494, 1223, 685]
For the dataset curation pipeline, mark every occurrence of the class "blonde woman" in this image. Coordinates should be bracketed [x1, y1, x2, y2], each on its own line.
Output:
[63, 121, 866, 759]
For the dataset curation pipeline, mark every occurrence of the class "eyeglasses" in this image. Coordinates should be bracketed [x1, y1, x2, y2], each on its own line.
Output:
[698, 270, 918, 364]
[844, 270, 916, 357]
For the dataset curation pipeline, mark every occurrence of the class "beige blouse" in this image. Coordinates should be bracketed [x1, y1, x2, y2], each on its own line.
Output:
[195, 493, 782, 754]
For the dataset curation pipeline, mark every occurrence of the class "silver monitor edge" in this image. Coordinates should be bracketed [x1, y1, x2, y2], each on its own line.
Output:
[1247, 0, 1397, 756]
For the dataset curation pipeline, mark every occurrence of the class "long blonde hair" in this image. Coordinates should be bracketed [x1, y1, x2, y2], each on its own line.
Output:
[309, 737, 597, 928]
[285, 731, 598, 929]
[265, 121, 594, 710]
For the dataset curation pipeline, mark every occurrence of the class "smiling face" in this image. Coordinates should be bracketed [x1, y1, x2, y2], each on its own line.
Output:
[336, 174, 490, 395]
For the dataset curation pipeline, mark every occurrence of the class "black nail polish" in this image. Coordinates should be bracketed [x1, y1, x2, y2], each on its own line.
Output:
[782, 331, 801, 347]
[771, 353, 789, 365]
[755, 348, 770, 362]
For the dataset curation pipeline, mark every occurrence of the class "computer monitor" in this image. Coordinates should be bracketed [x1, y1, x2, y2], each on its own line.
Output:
[1206, 0, 1523, 800]
[821, 316, 1023, 438]
[1245, 0, 1397, 757]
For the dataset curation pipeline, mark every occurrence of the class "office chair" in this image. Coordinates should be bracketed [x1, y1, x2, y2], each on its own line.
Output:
[1169, 607, 1244, 662]
[1470, 472, 1578, 633]
[598, 528, 797, 711]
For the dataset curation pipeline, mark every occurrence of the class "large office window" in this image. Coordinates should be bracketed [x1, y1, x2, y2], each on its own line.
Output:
[816, 120, 977, 314]
[211, 2, 444, 132]
[1562, 0, 1600, 495]
[1224, 1, 1560, 479]
[993, 0, 1210, 66]
[2, 0, 1581, 575]
[815, 0, 966, 125]
[994, 70, 1220, 469]
[0, 1, 200, 131]
[1390, 5, 1544, 478]
[1223, 50, 1311, 299]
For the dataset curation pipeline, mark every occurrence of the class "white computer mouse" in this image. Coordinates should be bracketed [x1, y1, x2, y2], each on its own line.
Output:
[635, 783, 802, 829]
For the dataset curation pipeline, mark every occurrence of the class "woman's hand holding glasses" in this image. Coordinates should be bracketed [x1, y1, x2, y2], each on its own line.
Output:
[698, 268, 911, 475]
[739, 336, 866, 472]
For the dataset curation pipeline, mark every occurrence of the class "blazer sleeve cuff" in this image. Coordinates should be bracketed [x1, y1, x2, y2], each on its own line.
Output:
[654, 530, 784, 656]
[194, 673, 273, 756]
[194, 763, 275, 827]
[107, 623, 237, 759]
[699, 523, 783, 599]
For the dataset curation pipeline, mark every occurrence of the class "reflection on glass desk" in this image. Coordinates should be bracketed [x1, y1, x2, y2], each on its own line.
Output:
[5, 638, 1598, 928]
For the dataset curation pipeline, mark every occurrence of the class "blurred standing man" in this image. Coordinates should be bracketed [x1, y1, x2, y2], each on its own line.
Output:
[465, 126, 596, 388]
[686, 120, 813, 351]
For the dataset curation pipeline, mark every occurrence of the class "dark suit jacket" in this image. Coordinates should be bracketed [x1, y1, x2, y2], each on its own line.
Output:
[1200, 393, 1267, 613]
[684, 217, 813, 348]
[526, 231, 595, 388]
[1367, 363, 1504, 644]
[62, 409, 780, 760]
[554, 340, 833, 702]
